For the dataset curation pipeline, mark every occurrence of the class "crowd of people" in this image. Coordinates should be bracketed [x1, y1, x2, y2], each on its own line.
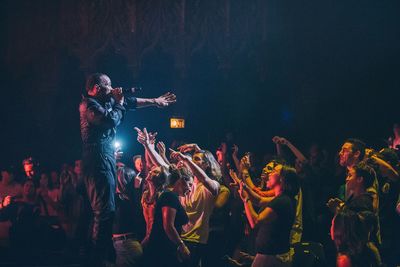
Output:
[0, 123, 400, 267]
[1, 71, 399, 267]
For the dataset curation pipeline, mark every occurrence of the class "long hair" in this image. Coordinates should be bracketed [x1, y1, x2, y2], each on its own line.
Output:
[196, 150, 222, 183]
[279, 165, 300, 198]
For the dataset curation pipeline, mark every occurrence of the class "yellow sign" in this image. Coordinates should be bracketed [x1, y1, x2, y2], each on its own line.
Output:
[170, 118, 185, 128]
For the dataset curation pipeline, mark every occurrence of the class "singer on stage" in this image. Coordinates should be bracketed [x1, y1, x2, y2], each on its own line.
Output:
[79, 73, 176, 266]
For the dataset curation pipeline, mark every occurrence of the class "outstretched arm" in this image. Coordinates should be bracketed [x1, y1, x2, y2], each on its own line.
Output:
[136, 92, 177, 108]
[371, 154, 399, 181]
[273, 136, 307, 162]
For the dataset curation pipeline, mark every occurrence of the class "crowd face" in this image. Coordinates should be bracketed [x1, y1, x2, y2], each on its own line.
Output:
[97, 75, 113, 97]
[266, 164, 283, 189]
[261, 161, 276, 181]
[339, 142, 358, 167]
[134, 158, 143, 173]
[23, 163, 35, 177]
[175, 177, 192, 196]
[193, 152, 208, 171]
[345, 167, 359, 193]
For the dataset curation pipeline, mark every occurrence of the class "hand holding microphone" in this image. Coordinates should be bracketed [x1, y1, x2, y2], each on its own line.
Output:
[111, 87, 124, 105]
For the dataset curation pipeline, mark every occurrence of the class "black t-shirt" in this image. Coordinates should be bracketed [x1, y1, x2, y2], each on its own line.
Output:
[112, 166, 145, 238]
[256, 193, 295, 255]
[148, 190, 188, 254]
[112, 194, 145, 238]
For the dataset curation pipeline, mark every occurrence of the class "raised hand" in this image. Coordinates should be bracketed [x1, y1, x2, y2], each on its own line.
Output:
[272, 136, 281, 144]
[169, 148, 191, 162]
[157, 141, 166, 156]
[177, 143, 201, 153]
[229, 169, 241, 187]
[240, 154, 251, 169]
[154, 92, 177, 108]
[134, 127, 157, 147]
[111, 87, 124, 105]
[279, 137, 289, 145]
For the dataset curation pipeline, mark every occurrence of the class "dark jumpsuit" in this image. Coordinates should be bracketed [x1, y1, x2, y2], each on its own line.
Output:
[79, 95, 136, 265]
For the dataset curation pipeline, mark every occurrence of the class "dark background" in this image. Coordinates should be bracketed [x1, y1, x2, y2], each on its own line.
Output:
[1, 0, 399, 170]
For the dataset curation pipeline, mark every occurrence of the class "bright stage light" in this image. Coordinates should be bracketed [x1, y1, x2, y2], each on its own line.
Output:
[114, 141, 122, 149]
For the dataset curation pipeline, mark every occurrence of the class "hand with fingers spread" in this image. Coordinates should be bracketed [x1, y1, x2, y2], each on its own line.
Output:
[134, 127, 157, 147]
[154, 92, 177, 108]
[177, 143, 201, 154]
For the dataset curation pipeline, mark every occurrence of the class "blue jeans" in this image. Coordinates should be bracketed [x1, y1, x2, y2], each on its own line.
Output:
[113, 238, 143, 267]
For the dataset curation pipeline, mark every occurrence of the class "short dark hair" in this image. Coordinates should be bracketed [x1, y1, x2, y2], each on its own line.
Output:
[344, 138, 366, 160]
[85, 73, 106, 92]
[354, 162, 375, 189]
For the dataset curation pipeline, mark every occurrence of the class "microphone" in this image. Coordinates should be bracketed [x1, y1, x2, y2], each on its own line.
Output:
[121, 86, 142, 95]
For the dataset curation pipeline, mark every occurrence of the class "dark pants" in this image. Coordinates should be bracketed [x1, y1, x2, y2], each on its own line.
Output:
[184, 241, 206, 267]
[82, 149, 117, 267]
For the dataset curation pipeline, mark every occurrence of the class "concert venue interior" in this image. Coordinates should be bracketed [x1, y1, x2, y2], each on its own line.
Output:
[0, 1, 400, 267]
